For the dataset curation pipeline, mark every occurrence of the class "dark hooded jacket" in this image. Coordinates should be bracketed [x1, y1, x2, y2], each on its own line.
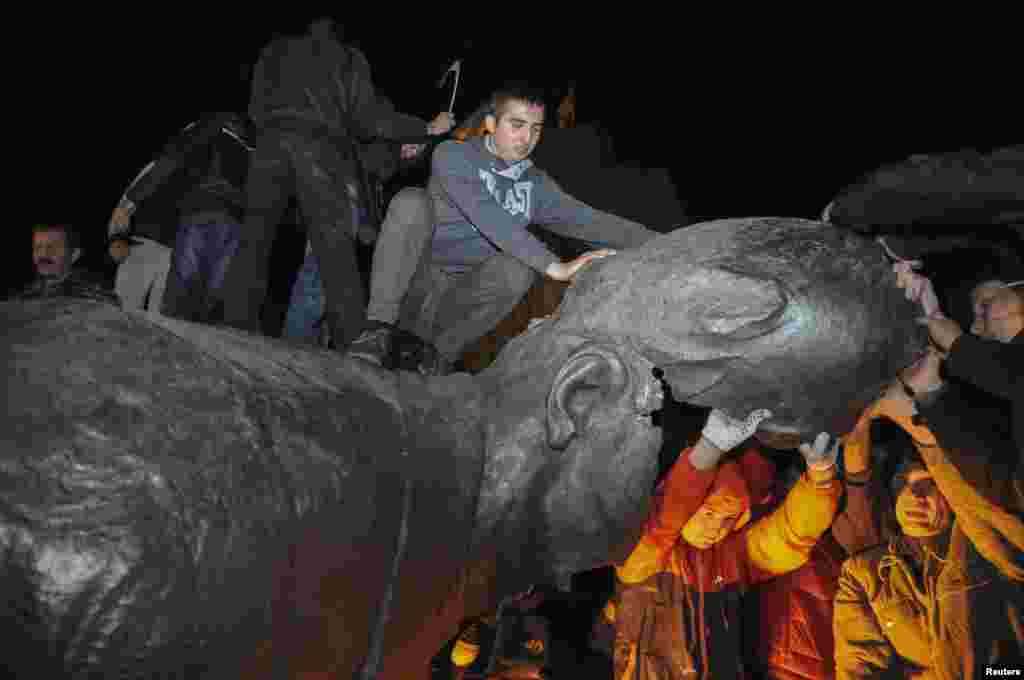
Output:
[124, 112, 253, 245]
[247, 20, 426, 143]
[918, 330, 1023, 459]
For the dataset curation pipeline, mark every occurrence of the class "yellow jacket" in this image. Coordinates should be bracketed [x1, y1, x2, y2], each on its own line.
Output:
[833, 413, 1024, 680]
[617, 472, 841, 586]
[612, 452, 840, 680]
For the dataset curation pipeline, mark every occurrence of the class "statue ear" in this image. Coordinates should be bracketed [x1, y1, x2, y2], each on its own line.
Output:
[547, 344, 628, 450]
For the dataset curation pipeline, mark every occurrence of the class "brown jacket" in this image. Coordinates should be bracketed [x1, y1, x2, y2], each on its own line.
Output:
[833, 414, 1024, 680]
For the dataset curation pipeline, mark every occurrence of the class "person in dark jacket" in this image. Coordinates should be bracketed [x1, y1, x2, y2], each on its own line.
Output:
[219, 17, 453, 349]
[109, 112, 253, 323]
[896, 269, 1023, 459]
[281, 140, 420, 346]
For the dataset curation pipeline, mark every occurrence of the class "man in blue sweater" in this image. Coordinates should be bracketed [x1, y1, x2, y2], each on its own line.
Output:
[349, 83, 657, 373]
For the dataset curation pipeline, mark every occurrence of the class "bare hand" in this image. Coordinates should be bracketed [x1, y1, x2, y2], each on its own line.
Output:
[545, 249, 615, 282]
[109, 199, 135, 234]
[893, 263, 944, 318]
[427, 112, 455, 136]
[918, 315, 963, 353]
[400, 143, 425, 160]
[877, 347, 944, 418]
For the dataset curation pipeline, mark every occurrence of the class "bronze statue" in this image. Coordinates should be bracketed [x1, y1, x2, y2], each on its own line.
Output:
[0, 218, 925, 678]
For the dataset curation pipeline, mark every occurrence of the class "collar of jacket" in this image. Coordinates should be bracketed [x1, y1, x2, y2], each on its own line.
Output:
[481, 135, 534, 180]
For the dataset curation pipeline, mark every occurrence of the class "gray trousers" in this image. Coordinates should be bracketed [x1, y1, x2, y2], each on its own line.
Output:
[115, 237, 172, 313]
[367, 187, 538, 362]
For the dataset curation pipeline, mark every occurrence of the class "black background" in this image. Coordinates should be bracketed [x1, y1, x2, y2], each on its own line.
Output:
[10, 11, 1020, 293]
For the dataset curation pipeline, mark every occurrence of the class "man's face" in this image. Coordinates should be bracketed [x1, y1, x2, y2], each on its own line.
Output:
[32, 229, 72, 278]
[681, 492, 743, 550]
[970, 282, 1024, 341]
[485, 100, 544, 163]
[895, 467, 952, 538]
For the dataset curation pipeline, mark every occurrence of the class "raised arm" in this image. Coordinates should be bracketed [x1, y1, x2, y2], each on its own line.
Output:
[617, 409, 772, 583]
[745, 433, 842, 581]
[831, 406, 887, 555]
[873, 353, 1024, 580]
[531, 171, 657, 249]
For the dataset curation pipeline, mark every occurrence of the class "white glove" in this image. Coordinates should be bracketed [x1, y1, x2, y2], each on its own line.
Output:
[798, 432, 840, 471]
[701, 408, 773, 452]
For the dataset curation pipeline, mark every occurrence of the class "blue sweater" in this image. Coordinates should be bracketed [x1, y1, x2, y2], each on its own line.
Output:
[428, 136, 654, 273]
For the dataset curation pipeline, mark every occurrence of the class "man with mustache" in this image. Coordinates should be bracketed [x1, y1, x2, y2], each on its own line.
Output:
[14, 223, 115, 303]
[347, 82, 657, 374]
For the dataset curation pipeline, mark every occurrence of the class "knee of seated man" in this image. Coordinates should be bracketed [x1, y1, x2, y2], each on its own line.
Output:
[387, 187, 432, 223]
[493, 255, 538, 293]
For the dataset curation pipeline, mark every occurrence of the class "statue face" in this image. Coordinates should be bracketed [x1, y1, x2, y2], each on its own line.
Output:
[477, 332, 664, 585]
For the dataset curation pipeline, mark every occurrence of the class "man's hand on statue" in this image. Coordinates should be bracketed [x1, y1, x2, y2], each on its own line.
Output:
[545, 249, 615, 282]
[893, 263, 944, 319]
[427, 112, 455, 135]
[108, 199, 135, 234]
[917, 316, 963, 353]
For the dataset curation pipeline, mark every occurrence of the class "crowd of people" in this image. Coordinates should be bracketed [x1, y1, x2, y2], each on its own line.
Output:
[8, 14, 1023, 680]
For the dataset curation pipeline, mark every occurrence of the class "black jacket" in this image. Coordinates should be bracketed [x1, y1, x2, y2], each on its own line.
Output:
[248, 24, 425, 143]
[125, 113, 253, 244]
[942, 330, 1024, 457]
[915, 331, 1023, 508]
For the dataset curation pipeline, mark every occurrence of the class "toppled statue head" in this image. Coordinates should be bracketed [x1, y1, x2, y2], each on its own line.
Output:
[547, 217, 928, 441]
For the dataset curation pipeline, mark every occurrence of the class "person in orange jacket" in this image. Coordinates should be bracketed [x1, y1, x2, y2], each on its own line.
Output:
[745, 403, 898, 680]
[611, 408, 843, 680]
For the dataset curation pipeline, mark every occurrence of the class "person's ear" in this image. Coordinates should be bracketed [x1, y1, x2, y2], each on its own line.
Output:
[484, 114, 497, 134]
[547, 344, 629, 450]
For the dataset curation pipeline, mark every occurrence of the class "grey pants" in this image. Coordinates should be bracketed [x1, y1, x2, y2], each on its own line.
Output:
[368, 187, 538, 361]
[115, 237, 172, 313]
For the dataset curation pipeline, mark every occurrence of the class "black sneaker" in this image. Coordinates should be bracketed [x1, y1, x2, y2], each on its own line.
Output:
[346, 321, 396, 368]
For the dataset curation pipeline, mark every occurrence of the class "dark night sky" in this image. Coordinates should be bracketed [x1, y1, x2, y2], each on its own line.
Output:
[10, 12, 1020, 291]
